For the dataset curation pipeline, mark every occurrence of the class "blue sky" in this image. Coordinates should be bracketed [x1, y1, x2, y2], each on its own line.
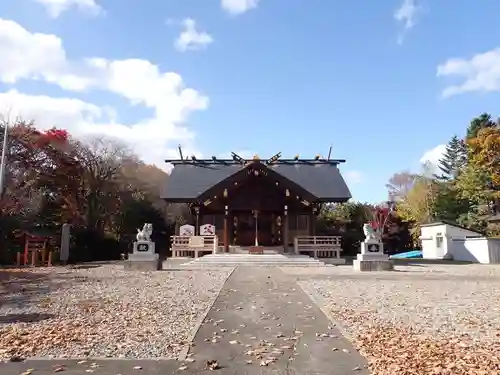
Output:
[1, 0, 500, 203]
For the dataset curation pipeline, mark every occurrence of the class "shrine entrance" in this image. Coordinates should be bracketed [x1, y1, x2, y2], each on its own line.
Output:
[232, 211, 282, 247]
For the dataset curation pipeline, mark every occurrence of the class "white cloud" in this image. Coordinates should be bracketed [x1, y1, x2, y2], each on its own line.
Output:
[437, 47, 500, 98]
[0, 89, 103, 130]
[394, 0, 421, 44]
[420, 144, 446, 173]
[0, 19, 67, 84]
[344, 170, 363, 184]
[32, 0, 103, 18]
[221, 0, 259, 15]
[0, 18, 208, 169]
[174, 18, 213, 52]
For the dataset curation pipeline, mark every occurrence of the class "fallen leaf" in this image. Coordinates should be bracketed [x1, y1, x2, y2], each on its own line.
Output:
[205, 360, 220, 370]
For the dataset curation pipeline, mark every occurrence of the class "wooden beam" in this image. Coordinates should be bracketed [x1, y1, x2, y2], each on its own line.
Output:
[224, 205, 229, 253]
[164, 158, 346, 165]
[283, 205, 289, 253]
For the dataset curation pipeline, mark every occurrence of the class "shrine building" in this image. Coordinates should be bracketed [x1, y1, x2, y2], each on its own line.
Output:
[161, 152, 351, 256]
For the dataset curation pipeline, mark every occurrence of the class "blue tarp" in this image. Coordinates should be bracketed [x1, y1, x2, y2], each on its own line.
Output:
[390, 250, 423, 259]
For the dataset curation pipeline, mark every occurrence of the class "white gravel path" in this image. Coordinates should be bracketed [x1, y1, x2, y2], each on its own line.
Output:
[283, 264, 500, 375]
[0, 264, 233, 360]
[284, 264, 500, 343]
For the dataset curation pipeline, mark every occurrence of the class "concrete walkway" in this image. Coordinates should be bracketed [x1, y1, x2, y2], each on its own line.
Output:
[2, 267, 368, 375]
[181, 266, 368, 374]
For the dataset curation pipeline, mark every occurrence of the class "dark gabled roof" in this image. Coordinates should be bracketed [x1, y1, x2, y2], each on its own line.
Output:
[420, 221, 483, 235]
[161, 159, 352, 202]
[267, 163, 351, 200]
[161, 163, 242, 201]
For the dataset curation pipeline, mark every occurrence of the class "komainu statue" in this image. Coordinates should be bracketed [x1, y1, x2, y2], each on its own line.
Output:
[136, 223, 153, 242]
[363, 223, 379, 242]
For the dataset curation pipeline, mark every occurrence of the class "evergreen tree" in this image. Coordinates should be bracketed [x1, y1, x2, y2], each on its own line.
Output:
[466, 113, 497, 140]
[438, 135, 467, 180]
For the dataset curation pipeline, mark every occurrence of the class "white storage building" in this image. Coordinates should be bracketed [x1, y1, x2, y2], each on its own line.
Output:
[419, 221, 500, 263]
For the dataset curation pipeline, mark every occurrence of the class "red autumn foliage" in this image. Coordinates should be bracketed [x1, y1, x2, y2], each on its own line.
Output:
[33, 128, 69, 150]
[369, 206, 391, 231]
[1, 123, 82, 222]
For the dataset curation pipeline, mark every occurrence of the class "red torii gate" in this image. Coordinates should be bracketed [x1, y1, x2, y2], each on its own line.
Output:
[16, 231, 53, 267]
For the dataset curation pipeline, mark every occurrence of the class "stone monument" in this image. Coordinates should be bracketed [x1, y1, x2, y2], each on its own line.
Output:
[60, 223, 71, 265]
[124, 223, 162, 271]
[353, 223, 394, 271]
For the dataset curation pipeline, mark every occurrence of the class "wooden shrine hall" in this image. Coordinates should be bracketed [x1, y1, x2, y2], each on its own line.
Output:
[161, 151, 352, 257]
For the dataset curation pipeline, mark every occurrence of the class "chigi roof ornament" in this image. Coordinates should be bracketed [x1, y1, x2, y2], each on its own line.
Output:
[266, 152, 282, 165]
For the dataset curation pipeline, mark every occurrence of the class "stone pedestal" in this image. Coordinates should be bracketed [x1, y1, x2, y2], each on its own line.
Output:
[124, 241, 162, 271]
[133, 241, 156, 255]
[353, 240, 394, 271]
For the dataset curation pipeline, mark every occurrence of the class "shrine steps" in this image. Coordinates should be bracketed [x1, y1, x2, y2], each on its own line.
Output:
[179, 253, 334, 267]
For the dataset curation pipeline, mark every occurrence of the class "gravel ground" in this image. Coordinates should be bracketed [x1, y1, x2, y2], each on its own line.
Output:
[283, 264, 500, 375]
[0, 264, 233, 360]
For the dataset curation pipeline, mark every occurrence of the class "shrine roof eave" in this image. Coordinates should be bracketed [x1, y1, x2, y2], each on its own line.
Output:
[314, 197, 351, 203]
[162, 197, 198, 203]
[161, 160, 352, 202]
[161, 195, 351, 205]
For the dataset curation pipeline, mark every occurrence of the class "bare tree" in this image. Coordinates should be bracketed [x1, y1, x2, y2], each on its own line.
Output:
[76, 135, 132, 231]
[386, 171, 419, 201]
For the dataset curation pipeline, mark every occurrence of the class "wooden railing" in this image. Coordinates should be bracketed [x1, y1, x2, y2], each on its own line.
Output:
[171, 235, 218, 258]
[293, 236, 342, 259]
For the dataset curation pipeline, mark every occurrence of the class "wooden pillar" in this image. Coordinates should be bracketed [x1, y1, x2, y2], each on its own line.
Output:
[224, 205, 229, 253]
[309, 209, 316, 236]
[271, 213, 275, 244]
[194, 206, 200, 235]
[228, 212, 233, 246]
[283, 205, 289, 253]
[312, 207, 318, 236]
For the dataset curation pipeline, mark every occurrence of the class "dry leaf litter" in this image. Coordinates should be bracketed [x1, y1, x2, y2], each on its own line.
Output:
[287, 263, 500, 375]
[0, 265, 233, 360]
